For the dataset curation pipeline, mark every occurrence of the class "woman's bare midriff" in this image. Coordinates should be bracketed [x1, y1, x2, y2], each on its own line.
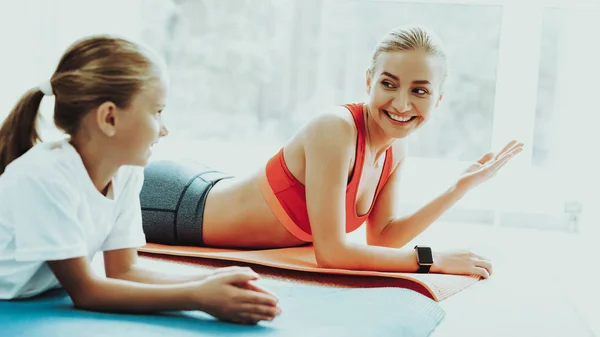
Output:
[201, 169, 308, 249]
[201, 107, 403, 249]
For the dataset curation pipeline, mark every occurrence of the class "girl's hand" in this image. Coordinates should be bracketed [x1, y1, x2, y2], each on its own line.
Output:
[458, 140, 524, 192]
[193, 269, 281, 325]
[207, 266, 279, 298]
[430, 250, 493, 279]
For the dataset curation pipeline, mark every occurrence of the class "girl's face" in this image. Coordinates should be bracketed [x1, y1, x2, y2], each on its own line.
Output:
[114, 79, 169, 167]
[365, 50, 445, 139]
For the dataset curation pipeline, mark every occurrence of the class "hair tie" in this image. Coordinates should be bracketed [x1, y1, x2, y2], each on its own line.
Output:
[38, 80, 54, 96]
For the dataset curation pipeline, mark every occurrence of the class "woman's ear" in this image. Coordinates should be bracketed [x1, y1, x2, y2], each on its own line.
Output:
[365, 69, 372, 95]
[435, 93, 444, 108]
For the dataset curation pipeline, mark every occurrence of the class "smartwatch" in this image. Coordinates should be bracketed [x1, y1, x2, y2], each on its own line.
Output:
[414, 245, 434, 273]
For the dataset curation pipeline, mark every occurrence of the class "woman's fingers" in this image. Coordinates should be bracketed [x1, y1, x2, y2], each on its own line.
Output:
[495, 140, 519, 160]
[476, 152, 495, 165]
[470, 142, 523, 178]
[475, 258, 493, 276]
[489, 144, 523, 172]
[473, 266, 491, 279]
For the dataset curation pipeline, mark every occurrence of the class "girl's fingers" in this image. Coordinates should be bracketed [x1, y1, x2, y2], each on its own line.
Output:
[242, 281, 279, 301]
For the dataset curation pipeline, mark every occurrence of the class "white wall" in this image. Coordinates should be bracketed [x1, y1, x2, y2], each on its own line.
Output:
[0, 0, 143, 121]
[554, 9, 600, 241]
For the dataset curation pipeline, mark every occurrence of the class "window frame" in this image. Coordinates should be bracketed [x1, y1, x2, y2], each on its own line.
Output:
[14, 0, 594, 234]
[368, 0, 597, 233]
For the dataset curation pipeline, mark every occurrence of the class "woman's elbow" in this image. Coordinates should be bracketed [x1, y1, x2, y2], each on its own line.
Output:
[366, 233, 384, 247]
[314, 245, 349, 269]
[315, 254, 337, 269]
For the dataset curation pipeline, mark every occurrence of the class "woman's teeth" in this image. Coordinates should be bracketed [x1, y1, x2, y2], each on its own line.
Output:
[384, 110, 416, 123]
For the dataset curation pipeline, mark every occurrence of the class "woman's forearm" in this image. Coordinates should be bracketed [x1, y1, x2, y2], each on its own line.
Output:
[373, 183, 467, 248]
[316, 184, 468, 272]
[316, 241, 422, 272]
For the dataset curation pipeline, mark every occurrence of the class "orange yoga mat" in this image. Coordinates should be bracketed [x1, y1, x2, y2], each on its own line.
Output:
[139, 243, 480, 302]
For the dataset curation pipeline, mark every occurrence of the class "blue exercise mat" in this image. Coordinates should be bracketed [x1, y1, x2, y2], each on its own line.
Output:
[0, 281, 445, 337]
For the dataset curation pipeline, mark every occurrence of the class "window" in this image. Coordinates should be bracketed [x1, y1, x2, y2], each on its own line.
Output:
[3, 0, 597, 235]
[142, 0, 501, 163]
[533, 5, 600, 236]
[139, 0, 600, 233]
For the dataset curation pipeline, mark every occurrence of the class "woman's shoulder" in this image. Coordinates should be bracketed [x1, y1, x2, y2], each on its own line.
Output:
[280, 104, 363, 163]
[302, 104, 360, 140]
[315, 103, 359, 122]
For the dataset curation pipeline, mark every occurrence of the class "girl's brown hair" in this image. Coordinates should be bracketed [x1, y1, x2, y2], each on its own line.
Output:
[0, 36, 164, 174]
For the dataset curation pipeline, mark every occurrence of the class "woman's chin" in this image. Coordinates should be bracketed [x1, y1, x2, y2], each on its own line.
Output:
[380, 123, 414, 139]
[389, 130, 412, 139]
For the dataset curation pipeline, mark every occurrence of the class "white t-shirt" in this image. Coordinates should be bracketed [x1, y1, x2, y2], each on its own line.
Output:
[0, 139, 147, 299]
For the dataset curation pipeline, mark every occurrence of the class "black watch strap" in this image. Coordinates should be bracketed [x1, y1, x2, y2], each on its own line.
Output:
[416, 264, 431, 273]
[414, 245, 433, 273]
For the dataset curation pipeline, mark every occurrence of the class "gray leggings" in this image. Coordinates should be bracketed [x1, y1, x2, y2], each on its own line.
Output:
[140, 160, 232, 246]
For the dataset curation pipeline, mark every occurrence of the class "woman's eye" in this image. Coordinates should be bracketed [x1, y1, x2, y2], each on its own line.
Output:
[414, 88, 429, 95]
[381, 81, 395, 89]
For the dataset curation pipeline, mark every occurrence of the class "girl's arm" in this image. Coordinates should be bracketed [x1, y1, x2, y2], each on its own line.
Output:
[103, 248, 278, 298]
[103, 248, 248, 284]
[47, 257, 280, 324]
[303, 112, 491, 278]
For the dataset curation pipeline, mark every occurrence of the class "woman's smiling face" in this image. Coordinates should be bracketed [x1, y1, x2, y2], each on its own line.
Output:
[365, 49, 445, 139]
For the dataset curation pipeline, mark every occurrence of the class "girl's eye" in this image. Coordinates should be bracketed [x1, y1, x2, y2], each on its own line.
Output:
[414, 88, 429, 95]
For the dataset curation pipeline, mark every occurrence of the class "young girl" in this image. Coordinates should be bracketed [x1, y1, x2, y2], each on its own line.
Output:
[141, 25, 523, 279]
[0, 36, 280, 325]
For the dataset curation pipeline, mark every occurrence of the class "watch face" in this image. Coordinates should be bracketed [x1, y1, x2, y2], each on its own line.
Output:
[417, 247, 434, 264]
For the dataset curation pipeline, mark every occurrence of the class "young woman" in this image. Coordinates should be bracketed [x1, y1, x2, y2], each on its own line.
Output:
[0, 36, 280, 325]
[141, 26, 523, 279]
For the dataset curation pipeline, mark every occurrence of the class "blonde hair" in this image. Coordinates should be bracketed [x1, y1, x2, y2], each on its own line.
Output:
[0, 36, 165, 174]
[368, 26, 448, 86]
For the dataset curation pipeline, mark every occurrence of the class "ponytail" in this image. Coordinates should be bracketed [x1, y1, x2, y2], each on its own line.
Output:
[0, 36, 164, 175]
[0, 88, 45, 175]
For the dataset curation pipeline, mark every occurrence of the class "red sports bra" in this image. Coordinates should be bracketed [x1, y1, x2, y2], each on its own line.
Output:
[258, 103, 394, 242]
